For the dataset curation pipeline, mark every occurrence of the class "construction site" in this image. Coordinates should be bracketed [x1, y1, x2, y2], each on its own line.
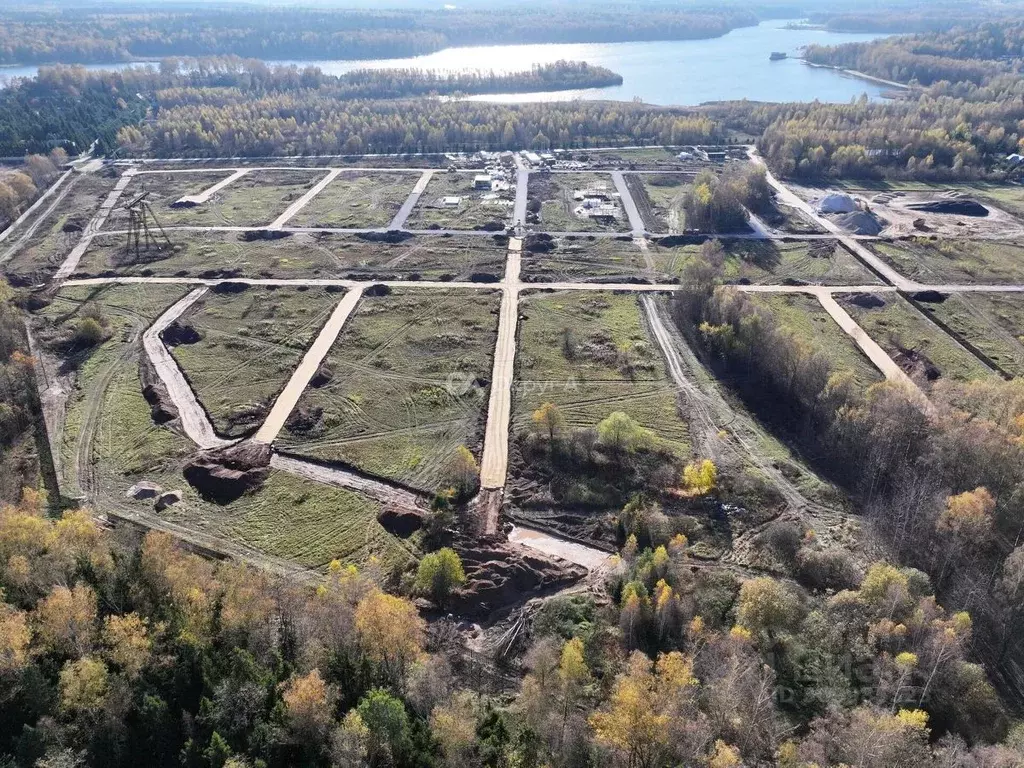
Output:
[5, 143, 1024, 628]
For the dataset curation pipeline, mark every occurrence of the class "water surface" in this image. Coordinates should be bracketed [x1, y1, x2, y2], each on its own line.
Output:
[1, 20, 891, 105]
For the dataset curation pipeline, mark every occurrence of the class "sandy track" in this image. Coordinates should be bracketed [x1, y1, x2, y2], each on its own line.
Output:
[144, 288, 236, 450]
[174, 168, 249, 206]
[508, 525, 611, 570]
[611, 170, 646, 236]
[253, 287, 364, 445]
[479, 239, 522, 497]
[269, 168, 341, 229]
[388, 170, 434, 230]
[55, 168, 138, 280]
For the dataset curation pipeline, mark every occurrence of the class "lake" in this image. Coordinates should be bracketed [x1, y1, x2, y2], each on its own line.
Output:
[0, 20, 892, 106]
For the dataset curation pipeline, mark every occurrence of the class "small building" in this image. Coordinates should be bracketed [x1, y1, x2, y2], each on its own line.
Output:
[442, 196, 462, 207]
[540, 153, 556, 164]
[474, 174, 491, 189]
[523, 151, 542, 165]
[574, 186, 611, 201]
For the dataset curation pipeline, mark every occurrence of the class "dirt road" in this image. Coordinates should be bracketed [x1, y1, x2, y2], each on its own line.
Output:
[55, 168, 138, 280]
[816, 292, 924, 394]
[144, 288, 235, 450]
[0, 169, 77, 262]
[479, 239, 521, 495]
[270, 168, 340, 229]
[611, 170, 646, 236]
[389, 170, 434, 230]
[253, 287, 364, 445]
[175, 168, 249, 206]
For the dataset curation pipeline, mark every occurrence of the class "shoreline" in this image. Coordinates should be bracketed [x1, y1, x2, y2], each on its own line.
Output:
[800, 59, 910, 90]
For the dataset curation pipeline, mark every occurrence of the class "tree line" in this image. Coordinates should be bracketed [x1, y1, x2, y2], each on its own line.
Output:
[0, 5, 756, 65]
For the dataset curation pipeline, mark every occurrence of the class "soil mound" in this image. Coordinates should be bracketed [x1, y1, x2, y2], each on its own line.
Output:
[240, 230, 292, 241]
[377, 506, 423, 537]
[449, 538, 586, 618]
[162, 321, 201, 346]
[835, 211, 884, 235]
[212, 281, 250, 295]
[847, 292, 886, 309]
[183, 441, 272, 504]
[524, 233, 556, 253]
[910, 290, 948, 304]
[894, 347, 940, 382]
[356, 230, 414, 244]
[140, 355, 179, 425]
[906, 199, 989, 217]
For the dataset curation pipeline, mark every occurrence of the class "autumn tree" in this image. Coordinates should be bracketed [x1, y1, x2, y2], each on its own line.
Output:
[281, 669, 336, 744]
[354, 589, 425, 687]
[597, 411, 652, 454]
[532, 401, 565, 442]
[415, 547, 466, 609]
[736, 577, 801, 642]
[33, 582, 98, 657]
[681, 459, 717, 496]
[590, 650, 701, 768]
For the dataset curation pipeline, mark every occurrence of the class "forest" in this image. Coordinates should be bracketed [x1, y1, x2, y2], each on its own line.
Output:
[0, 5, 756, 65]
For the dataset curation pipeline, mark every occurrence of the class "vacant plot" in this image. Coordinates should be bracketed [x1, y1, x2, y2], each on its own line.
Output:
[109, 169, 326, 228]
[169, 286, 343, 438]
[278, 289, 501, 491]
[839, 293, 994, 385]
[649, 238, 882, 286]
[287, 171, 420, 229]
[3, 172, 117, 285]
[627, 173, 691, 233]
[74, 231, 508, 282]
[406, 172, 512, 230]
[103, 171, 237, 230]
[823, 180, 1024, 220]
[750, 293, 882, 388]
[513, 291, 688, 454]
[869, 238, 1024, 285]
[528, 173, 627, 233]
[521, 235, 649, 283]
[913, 292, 1024, 378]
[32, 283, 193, 493]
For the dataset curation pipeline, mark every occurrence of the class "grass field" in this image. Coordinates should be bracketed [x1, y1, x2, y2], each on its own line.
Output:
[33, 283, 193, 494]
[223, 471, 413, 570]
[103, 171, 237, 230]
[75, 231, 508, 282]
[750, 293, 883, 388]
[278, 288, 501, 490]
[839, 293, 994, 385]
[528, 173, 628, 233]
[287, 171, 420, 229]
[521, 235, 650, 282]
[869, 238, 1024, 285]
[169, 286, 343, 438]
[912, 292, 1024, 378]
[513, 291, 689, 455]
[406, 172, 512, 230]
[628, 173, 690, 233]
[649, 238, 882, 286]
[4, 172, 116, 285]
[109, 169, 326, 228]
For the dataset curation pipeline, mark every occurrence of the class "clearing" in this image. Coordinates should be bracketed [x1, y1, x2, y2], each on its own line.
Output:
[520, 234, 649, 283]
[839, 293, 995, 386]
[277, 288, 501, 491]
[868, 238, 1024, 285]
[167, 285, 344, 439]
[648, 238, 883, 286]
[912, 292, 1024, 378]
[73, 231, 508, 282]
[286, 171, 421, 229]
